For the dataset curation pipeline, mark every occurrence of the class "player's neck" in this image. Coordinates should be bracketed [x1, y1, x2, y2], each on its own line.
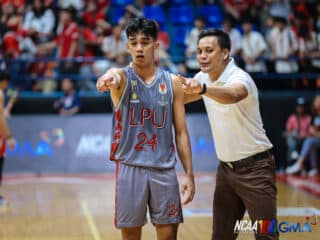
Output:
[132, 63, 157, 84]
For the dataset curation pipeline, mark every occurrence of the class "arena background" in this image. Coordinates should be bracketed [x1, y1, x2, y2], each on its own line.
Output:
[1, 0, 320, 239]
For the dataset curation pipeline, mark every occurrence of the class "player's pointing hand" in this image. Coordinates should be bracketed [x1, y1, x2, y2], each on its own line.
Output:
[96, 70, 121, 93]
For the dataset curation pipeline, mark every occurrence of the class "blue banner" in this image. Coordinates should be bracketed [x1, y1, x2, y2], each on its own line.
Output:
[5, 114, 217, 173]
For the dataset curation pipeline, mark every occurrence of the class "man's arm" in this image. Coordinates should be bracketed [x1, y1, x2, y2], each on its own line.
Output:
[67, 40, 78, 58]
[96, 68, 127, 108]
[184, 93, 202, 104]
[59, 106, 80, 116]
[172, 74, 195, 205]
[179, 76, 248, 104]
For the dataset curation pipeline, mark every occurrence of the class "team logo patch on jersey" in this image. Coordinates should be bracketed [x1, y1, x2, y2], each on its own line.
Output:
[131, 93, 138, 100]
[130, 80, 139, 103]
[159, 83, 167, 94]
[158, 96, 169, 106]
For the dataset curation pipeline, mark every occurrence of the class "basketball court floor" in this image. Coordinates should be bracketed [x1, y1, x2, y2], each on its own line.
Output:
[0, 172, 319, 240]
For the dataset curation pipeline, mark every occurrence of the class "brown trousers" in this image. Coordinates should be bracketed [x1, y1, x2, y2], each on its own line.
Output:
[212, 155, 278, 240]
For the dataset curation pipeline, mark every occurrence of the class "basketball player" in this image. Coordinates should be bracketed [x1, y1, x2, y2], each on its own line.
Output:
[96, 18, 195, 240]
[179, 29, 278, 239]
[0, 72, 16, 205]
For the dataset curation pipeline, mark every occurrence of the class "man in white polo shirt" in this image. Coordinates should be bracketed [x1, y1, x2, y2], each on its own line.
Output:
[180, 29, 278, 240]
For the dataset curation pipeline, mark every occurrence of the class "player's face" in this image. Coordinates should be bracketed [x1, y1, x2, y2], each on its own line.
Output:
[127, 33, 158, 67]
[0, 80, 8, 90]
[197, 36, 228, 74]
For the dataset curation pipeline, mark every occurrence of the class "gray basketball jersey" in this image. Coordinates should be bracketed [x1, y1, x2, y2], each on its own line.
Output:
[110, 66, 176, 169]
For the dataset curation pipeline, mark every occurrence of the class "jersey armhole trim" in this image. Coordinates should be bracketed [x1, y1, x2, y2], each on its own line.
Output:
[113, 70, 129, 112]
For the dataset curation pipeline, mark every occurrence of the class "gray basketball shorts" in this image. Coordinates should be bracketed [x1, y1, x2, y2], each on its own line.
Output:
[114, 162, 183, 228]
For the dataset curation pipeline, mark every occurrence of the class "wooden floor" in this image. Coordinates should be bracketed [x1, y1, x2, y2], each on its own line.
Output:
[0, 173, 319, 240]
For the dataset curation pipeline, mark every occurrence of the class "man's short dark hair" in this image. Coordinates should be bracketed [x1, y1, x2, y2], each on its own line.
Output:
[0, 71, 10, 83]
[272, 16, 287, 24]
[198, 29, 231, 51]
[195, 16, 206, 24]
[125, 17, 158, 40]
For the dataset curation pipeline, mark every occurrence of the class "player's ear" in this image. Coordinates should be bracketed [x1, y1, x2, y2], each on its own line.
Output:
[154, 41, 160, 50]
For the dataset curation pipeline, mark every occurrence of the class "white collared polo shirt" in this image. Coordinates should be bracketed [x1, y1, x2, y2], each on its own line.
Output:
[195, 58, 273, 162]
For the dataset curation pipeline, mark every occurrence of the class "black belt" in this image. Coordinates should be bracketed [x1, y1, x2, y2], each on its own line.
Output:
[222, 150, 272, 169]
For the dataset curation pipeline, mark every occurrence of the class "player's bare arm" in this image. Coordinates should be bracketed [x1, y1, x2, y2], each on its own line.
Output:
[183, 92, 202, 105]
[0, 91, 15, 149]
[172, 74, 195, 205]
[96, 68, 127, 108]
[179, 76, 248, 104]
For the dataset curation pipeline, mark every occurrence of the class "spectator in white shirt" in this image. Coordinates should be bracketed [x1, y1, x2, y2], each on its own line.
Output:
[222, 18, 241, 58]
[298, 23, 320, 72]
[185, 16, 206, 70]
[241, 18, 267, 73]
[102, 24, 128, 67]
[23, 0, 56, 44]
[268, 16, 298, 73]
[58, 0, 84, 11]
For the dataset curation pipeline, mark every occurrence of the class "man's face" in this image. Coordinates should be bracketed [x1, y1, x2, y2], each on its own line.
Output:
[197, 36, 227, 74]
[276, 21, 285, 31]
[242, 22, 252, 34]
[195, 19, 205, 30]
[223, 22, 231, 32]
[113, 26, 122, 38]
[60, 10, 71, 24]
[62, 79, 73, 92]
[127, 33, 158, 67]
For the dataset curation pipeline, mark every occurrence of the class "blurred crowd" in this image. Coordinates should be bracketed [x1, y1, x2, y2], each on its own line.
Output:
[284, 95, 320, 177]
[0, 0, 320, 92]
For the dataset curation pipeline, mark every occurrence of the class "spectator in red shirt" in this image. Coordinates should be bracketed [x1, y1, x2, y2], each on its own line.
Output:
[82, 2, 104, 27]
[36, 6, 79, 78]
[78, 19, 101, 90]
[1, 32, 20, 59]
[223, 0, 260, 24]
[1, 0, 25, 13]
[285, 97, 312, 162]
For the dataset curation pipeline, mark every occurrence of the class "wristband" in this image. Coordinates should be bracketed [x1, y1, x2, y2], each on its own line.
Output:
[199, 83, 207, 95]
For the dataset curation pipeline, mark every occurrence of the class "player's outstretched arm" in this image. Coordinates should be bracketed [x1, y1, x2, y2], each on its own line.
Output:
[96, 68, 127, 108]
[0, 91, 15, 149]
[172, 74, 195, 205]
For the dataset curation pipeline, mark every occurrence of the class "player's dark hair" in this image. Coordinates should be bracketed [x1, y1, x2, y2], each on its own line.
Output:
[198, 29, 231, 51]
[0, 71, 10, 83]
[125, 17, 158, 40]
